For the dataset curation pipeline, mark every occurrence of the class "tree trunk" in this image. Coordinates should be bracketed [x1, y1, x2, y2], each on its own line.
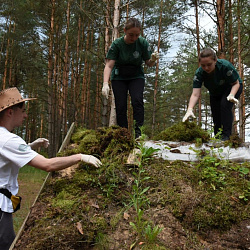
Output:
[195, 0, 202, 124]
[151, 0, 163, 136]
[216, 0, 225, 59]
[237, 0, 245, 141]
[62, 0, 71, 139]
[3, 20, 12, 89]
[102, 0, 111, 127]
[81, 21, 91, 125]
[109, 0, 120, 127]
[48, 0, 56, 157]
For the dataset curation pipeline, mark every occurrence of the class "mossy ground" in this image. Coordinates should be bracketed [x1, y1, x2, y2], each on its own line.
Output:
[13, 126, 250, 249]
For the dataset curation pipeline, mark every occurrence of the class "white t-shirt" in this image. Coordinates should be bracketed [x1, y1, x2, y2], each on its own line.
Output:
[0, 126, 38, 213]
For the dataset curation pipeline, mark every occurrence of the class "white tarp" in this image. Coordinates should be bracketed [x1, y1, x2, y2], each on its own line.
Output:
[144, 140, 250, 162]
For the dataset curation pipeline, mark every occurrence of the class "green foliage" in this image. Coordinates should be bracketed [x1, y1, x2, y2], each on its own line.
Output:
[144, 223, 163, 243]
[52, 192, 76, 212]
[154, 121, 210, 142]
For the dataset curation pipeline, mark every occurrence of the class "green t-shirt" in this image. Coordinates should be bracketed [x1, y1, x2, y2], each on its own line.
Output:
[193, 59, 243, 96]
[106, 36, 152, 80]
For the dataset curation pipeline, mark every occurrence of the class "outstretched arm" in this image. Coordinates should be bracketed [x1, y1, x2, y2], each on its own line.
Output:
[28, 153, 101, 171]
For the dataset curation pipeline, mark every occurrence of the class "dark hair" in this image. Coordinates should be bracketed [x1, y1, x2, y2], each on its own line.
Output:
[124, 18, 142, 31]
[11, 102, 25, 110]
[0, 102, 25, 119]
[199, 48, 217, 61]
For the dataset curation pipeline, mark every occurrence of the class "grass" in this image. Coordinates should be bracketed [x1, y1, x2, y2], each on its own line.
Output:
[13, 165, 48, 233]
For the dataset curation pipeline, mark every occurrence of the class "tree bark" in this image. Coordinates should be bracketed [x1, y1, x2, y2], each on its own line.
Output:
[151, 0, 163, 136]
[48, 0, 56, 157]
[216, 0, 225, 59]
[237, 0, 245, 141]
[109, 0, 120, 126]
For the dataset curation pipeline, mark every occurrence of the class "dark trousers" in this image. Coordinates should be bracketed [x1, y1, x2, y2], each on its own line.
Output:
[0, 210, 15, 250]
[112, 78, 145, 137]
[210, 84, 242, 137]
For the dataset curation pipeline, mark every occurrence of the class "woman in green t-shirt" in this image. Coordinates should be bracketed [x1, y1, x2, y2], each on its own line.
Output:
[183, 48, 243, 141]
[102, 18, 159, 138]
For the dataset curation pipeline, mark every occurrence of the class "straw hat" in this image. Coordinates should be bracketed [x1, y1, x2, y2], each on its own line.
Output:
[0, 87, 36, 112]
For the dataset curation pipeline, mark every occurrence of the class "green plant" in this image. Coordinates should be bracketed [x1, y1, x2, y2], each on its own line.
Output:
[128, 139, 162, 243]
[239, 186, 250, 202]
[94, 232, 110, 249]
[130, 208, 149, 237]
[144, 223, 163, 243]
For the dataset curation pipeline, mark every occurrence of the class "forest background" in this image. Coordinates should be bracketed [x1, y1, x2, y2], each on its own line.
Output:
[0, 0, 249, 157]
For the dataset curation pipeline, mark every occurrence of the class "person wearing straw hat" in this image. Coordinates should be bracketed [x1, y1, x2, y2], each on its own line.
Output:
[0, 87, 102, 249]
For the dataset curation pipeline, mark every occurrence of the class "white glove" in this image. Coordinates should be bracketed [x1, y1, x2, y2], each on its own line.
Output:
[81, 154, 102, 168]
[182, 108, 196, 122]
[227, 94, 238, 105]
[150, 51, 160, 62]
[28, 138, 50, 150]
[102, 82, 110, 99]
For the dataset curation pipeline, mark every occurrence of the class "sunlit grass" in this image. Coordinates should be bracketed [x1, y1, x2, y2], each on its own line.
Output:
[13, 165, 48, 233]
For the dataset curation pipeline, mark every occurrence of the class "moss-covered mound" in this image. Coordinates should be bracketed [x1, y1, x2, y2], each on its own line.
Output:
[59, 125, 134, 162]
[13, 127, 250, 250]
[154, 121, 210, 142]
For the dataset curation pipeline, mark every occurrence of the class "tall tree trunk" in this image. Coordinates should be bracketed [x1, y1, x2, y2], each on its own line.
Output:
[228, 0, 234, 63]
[109, 0, 120, 126]
[195, 0, 202, 124]
[81, 21, 91, 125]
[73, 0, 82, 125]
[62, 0, 71, 139]
[237, 0, 245, 141]
[102, 0, 111, 127]
[86, 28, 93, 127]
[151, 0, 163, 136]
[48, 0, 56, 157]
[216, 0, 225, 59]
[3, 20, 12, 89]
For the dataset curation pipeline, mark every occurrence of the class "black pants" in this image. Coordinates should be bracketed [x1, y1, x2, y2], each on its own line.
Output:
[0, 210, 15, 250]
[112, 78, 145, 137]
[210, 84, 242, 138]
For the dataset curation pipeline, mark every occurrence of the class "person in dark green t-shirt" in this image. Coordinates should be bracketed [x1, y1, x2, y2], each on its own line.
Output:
[183, 48, 243, 141]
[102, 18, 159, 138]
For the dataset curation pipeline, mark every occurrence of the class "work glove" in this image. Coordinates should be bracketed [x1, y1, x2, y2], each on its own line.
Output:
[227, 94, 238, 105]
[102, 82, 110, 99]
[182, 108, 196, 122]
[28, 138, 50, 150]
[150, 51, 160, 62]
[81, 154, 102, 168]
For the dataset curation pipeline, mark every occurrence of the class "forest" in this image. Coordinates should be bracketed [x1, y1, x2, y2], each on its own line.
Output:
[0, 0, 249, 157]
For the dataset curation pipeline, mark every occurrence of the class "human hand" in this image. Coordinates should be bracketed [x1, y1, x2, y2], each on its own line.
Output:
[81, 154, 102, 168]
[227, 94, 238, 105]
[28, 138, 50, 150]
[102, 82, 110, 99]
[182, 108, 196, 122]
[150, 51, 160, 62]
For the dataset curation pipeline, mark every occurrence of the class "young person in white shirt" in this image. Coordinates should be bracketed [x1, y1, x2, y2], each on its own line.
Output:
[0, 87, 101, 249]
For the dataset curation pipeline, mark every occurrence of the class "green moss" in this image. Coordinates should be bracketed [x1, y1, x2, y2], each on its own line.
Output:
[71, 127, 93, 143]
[154, 121, 210, 142]
[91, 216, 107, 230]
